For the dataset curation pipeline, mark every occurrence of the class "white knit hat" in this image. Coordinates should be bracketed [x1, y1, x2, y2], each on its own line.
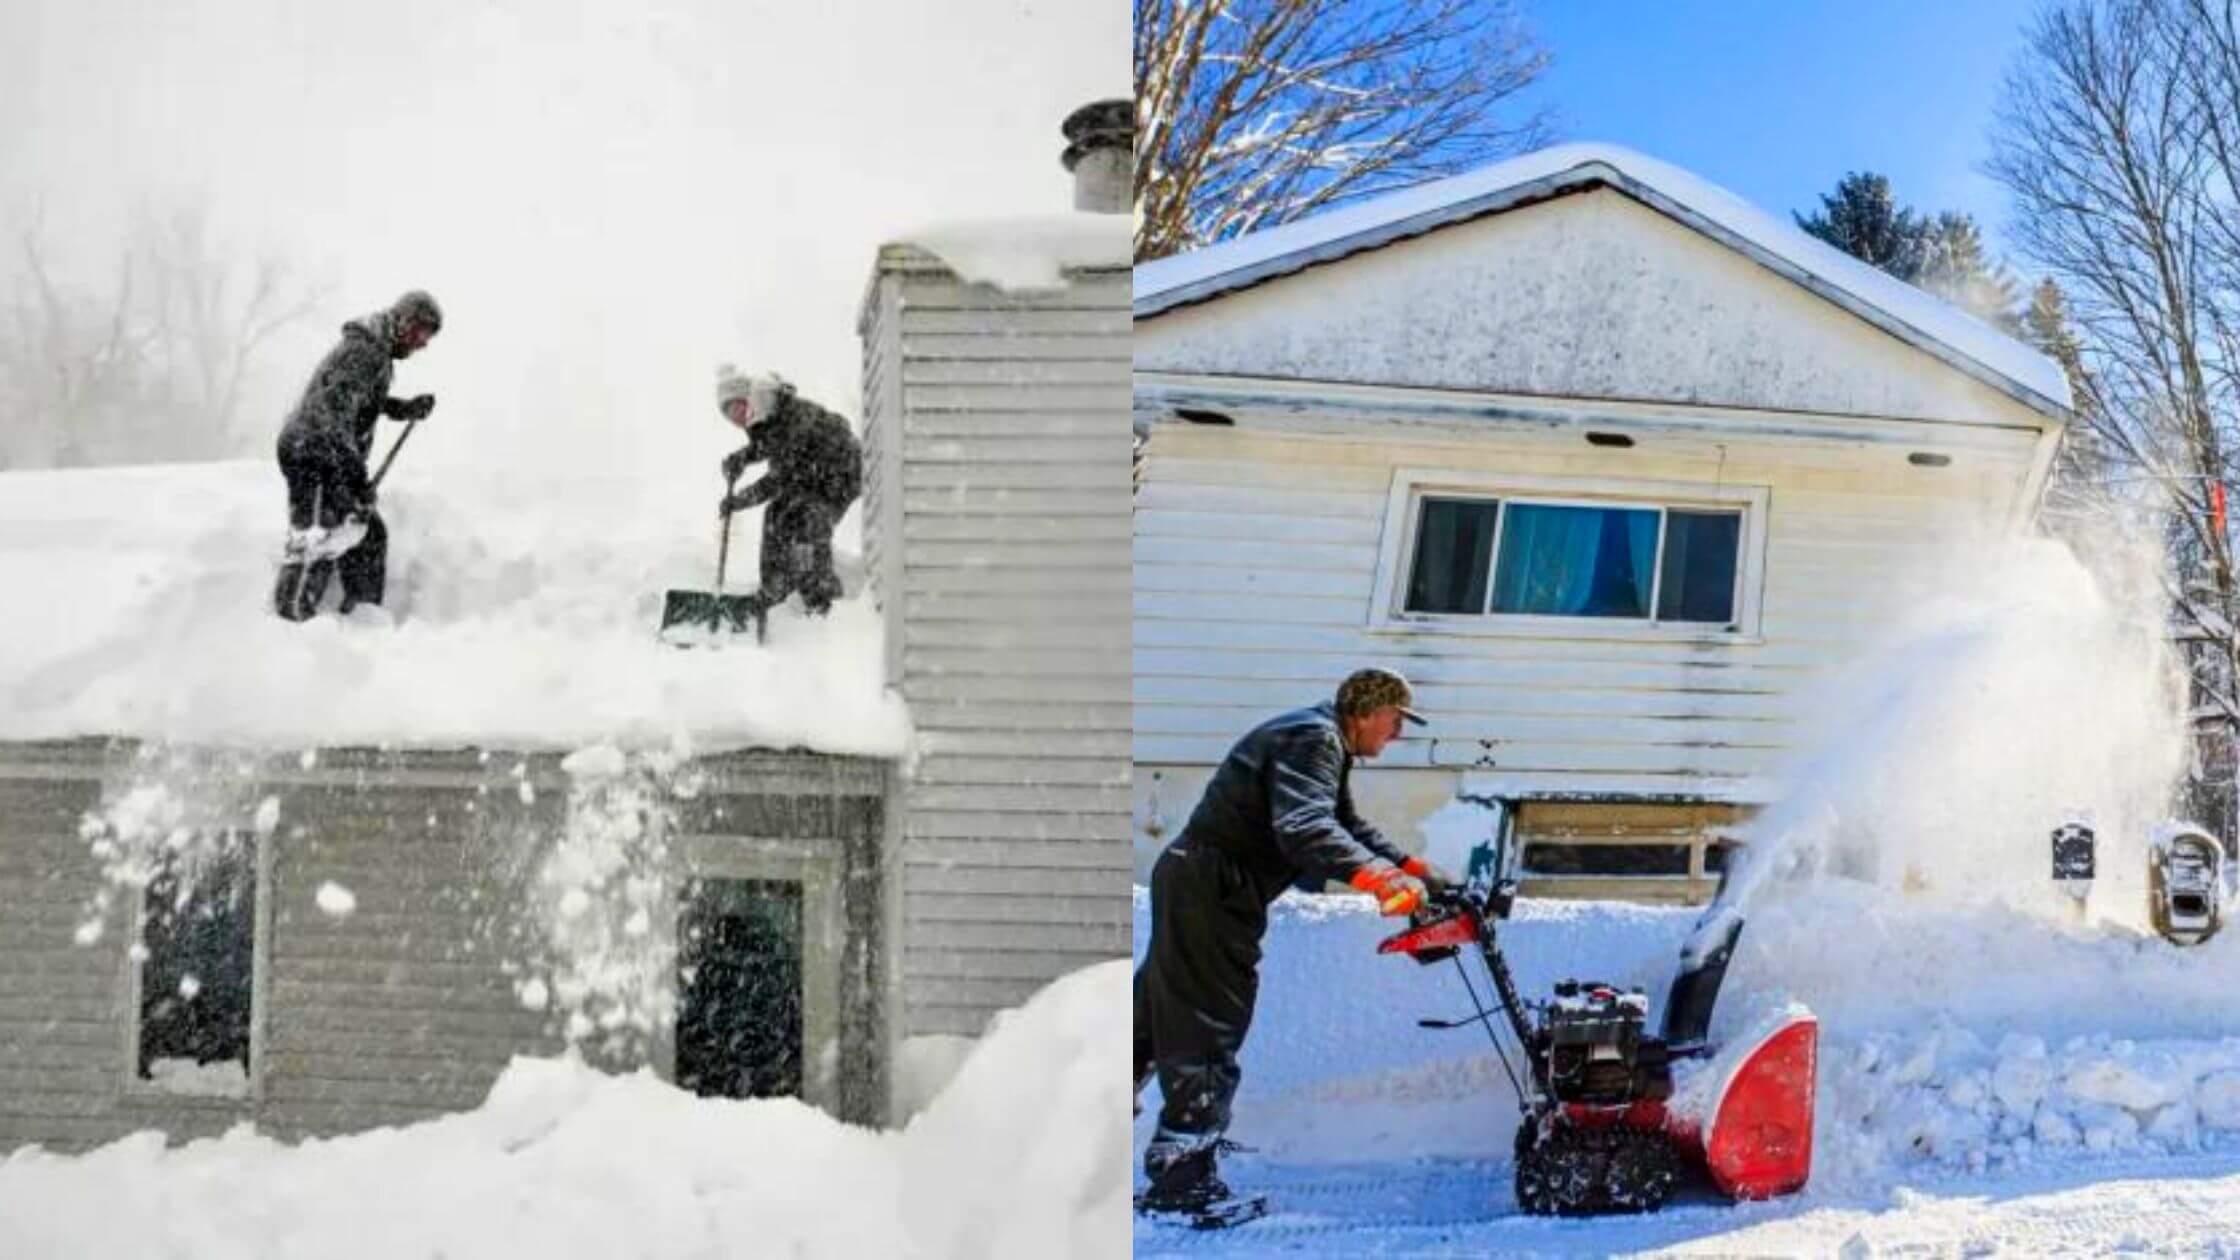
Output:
[715, 363, 755, 409]
[715, 364, 790, 420]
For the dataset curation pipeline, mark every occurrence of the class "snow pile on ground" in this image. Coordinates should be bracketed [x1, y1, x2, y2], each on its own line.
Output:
[898, 212, 1130, 292]
[0, 460, 908, 754]
[900, 960, 1130, 1258]
[0, 961, 1128, 1260]
[1134, 888, 2240, 1244]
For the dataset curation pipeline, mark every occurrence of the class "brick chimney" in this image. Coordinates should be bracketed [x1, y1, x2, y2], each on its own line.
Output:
[1061, 99, 1130, 215]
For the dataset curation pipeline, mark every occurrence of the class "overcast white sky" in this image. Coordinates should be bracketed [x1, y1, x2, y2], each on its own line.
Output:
[0, 0, 1128, 479]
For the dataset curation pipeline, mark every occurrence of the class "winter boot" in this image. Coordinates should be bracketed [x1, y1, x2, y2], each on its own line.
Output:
[1136, 1139, 1267, 1228]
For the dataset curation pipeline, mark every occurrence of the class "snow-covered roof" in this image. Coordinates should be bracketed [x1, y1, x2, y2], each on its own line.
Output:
[1134, 142, 2072, 419]
[887, 212, 1131, 293]
[0, 461, 909, 756]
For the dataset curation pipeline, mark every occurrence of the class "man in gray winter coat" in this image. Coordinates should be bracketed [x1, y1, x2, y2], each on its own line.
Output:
[272, 290, 441, 621]
[714, 367, 862, 618]
[1133, 668, 1456, 1223]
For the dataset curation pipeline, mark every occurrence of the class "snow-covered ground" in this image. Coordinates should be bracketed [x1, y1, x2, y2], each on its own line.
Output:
[0, 960, 1128, 1260]
[0, 458, 908, 754]
[1131, 891, 2240, 1256]
[1133, 538, 2240, 1255]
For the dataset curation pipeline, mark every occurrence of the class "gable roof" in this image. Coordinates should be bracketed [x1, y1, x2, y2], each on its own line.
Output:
[1133, 142, 2070, 421]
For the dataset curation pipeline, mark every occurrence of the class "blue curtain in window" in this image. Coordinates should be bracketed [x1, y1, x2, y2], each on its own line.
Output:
[1491, 504, 1658, 617]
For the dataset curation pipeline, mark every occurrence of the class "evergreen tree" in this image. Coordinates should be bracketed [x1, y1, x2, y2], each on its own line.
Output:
[1796, 172, 2019, 327]
[1795, 172, 1923, 275]
[1916, 212, 2021, 329]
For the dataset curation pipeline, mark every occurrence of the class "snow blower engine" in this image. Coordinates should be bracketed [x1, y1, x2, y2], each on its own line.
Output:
[1377, 799, 1817, 1216]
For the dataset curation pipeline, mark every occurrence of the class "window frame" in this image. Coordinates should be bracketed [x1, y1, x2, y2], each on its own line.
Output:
[1369, 468, 1769, 642]
[117, 828, 273, 1108]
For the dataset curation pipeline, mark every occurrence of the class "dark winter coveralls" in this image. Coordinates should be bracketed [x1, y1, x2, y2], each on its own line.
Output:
[721, 392, 862, 615]
[273, 308, 423, 615]
[1133, 702, 1413, 1171]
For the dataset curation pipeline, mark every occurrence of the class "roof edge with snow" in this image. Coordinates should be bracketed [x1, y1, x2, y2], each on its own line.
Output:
[1133, 143, 2072, 423]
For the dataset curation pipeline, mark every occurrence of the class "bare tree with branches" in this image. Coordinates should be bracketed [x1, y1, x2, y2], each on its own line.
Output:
[1133, 0, 1553, 262]
[1991, 0, 2240, 836]
[0, 203, 326, 470]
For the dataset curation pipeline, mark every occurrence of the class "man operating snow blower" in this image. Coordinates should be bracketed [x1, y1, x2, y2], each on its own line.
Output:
[712, 367, 862, 622]
[1132, 667, 1458, 1228]
[272, 289, 441, 621]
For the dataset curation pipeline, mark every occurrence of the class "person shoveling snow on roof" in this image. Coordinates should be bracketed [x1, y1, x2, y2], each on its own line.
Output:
[713, 366, 862, 621]
[272, 290, 441, 621]
[1132, 667, 1457, 1227]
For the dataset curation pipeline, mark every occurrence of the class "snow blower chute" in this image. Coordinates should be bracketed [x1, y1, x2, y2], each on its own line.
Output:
[1377, 799, 1816, 1215]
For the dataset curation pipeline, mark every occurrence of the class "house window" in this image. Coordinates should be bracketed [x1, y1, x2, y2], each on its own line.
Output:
[676, 877, 804, 1100]
[1400, 492, 1747, 628]
[135, 834, 257, 1097]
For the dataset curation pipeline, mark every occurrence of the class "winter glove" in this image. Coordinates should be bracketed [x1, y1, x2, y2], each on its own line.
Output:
[718, 479, 766, 517]
[1349, 862, 1428, 917]
[1402, 856, 1459, 892]
[721, 448, 752, 485]
[394, 394, 436, 421]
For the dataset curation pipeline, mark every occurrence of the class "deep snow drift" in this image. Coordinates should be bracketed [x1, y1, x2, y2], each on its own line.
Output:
[0, 960, 1129, 1260]
[0, 459, 908, 754]
[1131, 891, 2240, 1253]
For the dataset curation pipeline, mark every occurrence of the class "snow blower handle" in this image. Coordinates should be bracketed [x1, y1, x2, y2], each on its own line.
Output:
[1351, 863, 1427, 917]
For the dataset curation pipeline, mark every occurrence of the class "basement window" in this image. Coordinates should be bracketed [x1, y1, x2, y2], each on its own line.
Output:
[134, 833, 258, 1098]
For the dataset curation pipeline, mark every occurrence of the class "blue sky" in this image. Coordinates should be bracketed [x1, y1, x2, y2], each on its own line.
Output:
[1526, 0, 2044, 267]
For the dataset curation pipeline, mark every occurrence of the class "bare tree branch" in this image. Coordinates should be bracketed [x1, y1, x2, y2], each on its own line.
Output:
[1133, 0, 1554, 262]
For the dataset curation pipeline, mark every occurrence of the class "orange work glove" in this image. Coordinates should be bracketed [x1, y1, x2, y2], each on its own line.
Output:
[1349, 862, 1428, 917]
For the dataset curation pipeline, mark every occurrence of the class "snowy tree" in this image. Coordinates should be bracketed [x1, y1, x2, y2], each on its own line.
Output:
[1990, 0, 2240, 841]
[1795, 175, 2018, 327]
[0, 204, 325, 470]
[1795, 172, 1924, 276]
[1132, 0, 1553, 262]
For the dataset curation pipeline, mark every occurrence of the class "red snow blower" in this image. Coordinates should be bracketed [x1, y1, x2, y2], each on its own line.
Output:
[1377, 801, 1816, 1215]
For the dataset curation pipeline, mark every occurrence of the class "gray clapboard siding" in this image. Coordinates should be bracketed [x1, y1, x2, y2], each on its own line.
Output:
[0, 740, 888, 1150]
[859, 247, 1131, 1045]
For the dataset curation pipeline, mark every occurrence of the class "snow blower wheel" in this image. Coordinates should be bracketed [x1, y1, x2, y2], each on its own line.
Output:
[1515, 1123, 1681, 1216]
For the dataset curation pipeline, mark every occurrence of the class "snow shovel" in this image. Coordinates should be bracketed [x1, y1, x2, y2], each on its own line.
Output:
[659, 499, 767, 644]
[273, 417, 421, 620]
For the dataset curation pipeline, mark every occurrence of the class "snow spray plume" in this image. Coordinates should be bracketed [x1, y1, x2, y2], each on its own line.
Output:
[72, 744, 274, 948]
[1728, 531, 2186, 929]
[510, 743, 702, 1062]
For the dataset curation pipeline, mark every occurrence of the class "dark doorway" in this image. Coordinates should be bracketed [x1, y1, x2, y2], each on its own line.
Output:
[675, 878, 804, 1099]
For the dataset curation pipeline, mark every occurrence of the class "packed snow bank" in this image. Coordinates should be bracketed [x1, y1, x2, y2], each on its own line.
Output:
[1132, 887, 2240, 1195]
[0, 962, 1128, 1259]
[0, 460, 907, 754]
[895, 212, 1130, 292]
[900, 960, 1130, 1258]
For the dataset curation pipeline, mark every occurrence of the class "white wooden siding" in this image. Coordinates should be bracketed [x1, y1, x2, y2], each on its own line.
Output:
[1134, 421, 2042, 802]
[862, 254, 1133, 1039]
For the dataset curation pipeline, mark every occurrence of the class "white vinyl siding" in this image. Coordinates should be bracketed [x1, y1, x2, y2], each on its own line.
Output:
[1134, 419, 2042, 799]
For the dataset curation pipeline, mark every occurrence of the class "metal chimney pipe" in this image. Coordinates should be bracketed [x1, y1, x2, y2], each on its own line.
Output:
[1061, 99, 1131, 215]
